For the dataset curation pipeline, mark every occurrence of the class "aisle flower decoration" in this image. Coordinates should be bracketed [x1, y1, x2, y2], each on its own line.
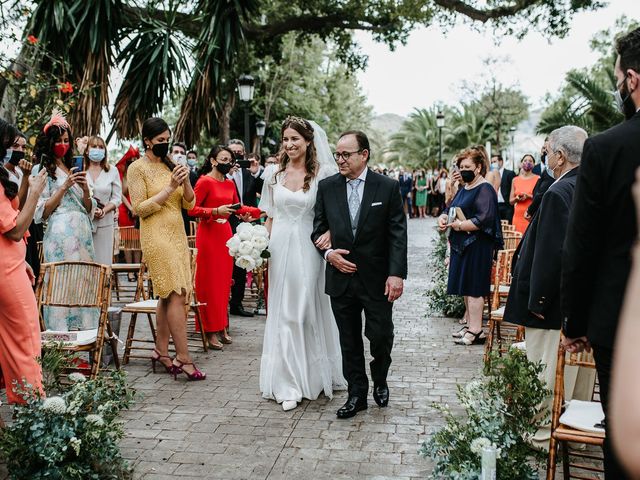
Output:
[420, 349, 549, 479]
[226, 223, 270, 272]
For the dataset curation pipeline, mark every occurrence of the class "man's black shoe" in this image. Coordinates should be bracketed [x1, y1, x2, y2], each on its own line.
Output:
[230, 306, 254, 317]
[373, 383, 389, 407]
[336, 396, 367, 419]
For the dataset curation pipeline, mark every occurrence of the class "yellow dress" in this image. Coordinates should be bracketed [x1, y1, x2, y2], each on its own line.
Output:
[127, 158, 195, 299]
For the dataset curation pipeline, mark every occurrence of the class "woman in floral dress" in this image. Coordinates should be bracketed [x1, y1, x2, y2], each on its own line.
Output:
[34, 112, 97, 331]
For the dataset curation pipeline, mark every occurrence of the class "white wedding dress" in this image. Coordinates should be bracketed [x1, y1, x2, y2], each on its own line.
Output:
[259, 163, 347, 403]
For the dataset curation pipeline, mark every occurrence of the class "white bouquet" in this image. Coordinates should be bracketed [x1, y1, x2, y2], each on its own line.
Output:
[226, 223, 270, 271]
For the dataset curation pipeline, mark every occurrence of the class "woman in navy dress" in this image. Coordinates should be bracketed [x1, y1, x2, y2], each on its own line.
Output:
[438, 147, 502, 345]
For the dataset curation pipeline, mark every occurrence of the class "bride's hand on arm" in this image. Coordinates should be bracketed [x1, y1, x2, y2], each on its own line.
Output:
[314, 231, 332, 250]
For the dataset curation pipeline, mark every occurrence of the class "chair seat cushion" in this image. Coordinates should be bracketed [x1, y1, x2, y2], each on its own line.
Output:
[124, 299, 158, 311]
[111, 263, 141, 271]
[490, 285, 510, 293]
[559, 400, 605, 434]
[41, 329, 97, 346]
[491, 306, 505, 318]
[510, 341, 526, 351]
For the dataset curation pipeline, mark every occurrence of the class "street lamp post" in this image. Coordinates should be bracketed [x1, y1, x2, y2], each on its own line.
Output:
[509, 126, 516, 167]
[436, 110, 445, 170]
[255, 120, 266, 155]
[237, 74, 255, 150]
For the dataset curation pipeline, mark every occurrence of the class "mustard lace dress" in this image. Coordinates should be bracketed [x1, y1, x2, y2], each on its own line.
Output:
[127, 158, 195, 299]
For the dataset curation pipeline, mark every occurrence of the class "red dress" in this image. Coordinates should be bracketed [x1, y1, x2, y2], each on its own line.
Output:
[188, 176, 260, 332]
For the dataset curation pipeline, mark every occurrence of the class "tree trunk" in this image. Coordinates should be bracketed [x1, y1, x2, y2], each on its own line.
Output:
[218, 97, 235, 145]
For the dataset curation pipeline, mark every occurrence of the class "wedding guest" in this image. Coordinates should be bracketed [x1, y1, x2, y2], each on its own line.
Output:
[439, 147, 502, 345]
[127, 117, 205, 380]
[0, 118, 46, 403]
[504, 126, 593, 451]
[34, 112, 98, 331]
[3, 132, 29, 205]
[562, 26, 640, 479]
[492, 154, 516, 223]
[509, 154, 539, 233]
[434, 169, 448, 215]
[414, 170, 427, 218]
[85, 136, 121, 265]
[188, 146, 261, 349]
[612, 167, 640, 477]
[398, 168, 413, 217]
[115, 146, 141, 280]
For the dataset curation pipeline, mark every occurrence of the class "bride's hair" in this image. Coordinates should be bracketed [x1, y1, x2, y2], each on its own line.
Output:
[276, 116, 318, 192]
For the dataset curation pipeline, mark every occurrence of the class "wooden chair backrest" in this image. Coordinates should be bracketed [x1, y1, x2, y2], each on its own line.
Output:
[491, 248, 515, 310]
[503, 231, 522, 250]
[36, 261, 112, 330]
[36, 240, 44, 264]
[189, 220, 198, 237]
[187, 235, 196, 249]
[500, 220, 510, 226]
[117, 226, 141, 252]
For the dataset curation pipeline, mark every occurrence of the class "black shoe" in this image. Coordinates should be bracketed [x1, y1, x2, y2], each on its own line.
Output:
[230, 306, 254, 317]
[373, 383, 389, 407]
[336, 396, 367, 419]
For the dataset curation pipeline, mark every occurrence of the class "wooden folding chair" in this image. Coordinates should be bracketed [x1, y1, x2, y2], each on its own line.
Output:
[503, 231, 523, 250]
[36, 240, 44, 264]
[502, 223, 516, 236]
[547, 341, 604, 479]
[189, 220, 198, 237]
[122, 248, 207, 364]
[36, 261, 120, 379]
[111, 226, 142, 302]
[484, 249, 524, 362]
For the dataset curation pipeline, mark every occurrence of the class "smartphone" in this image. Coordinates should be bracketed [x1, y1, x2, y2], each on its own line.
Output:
[447, 207, 457, 225]
[236, 160, 251, 169]
[72, 155, 84, 172]
[229, 203, 241, 211]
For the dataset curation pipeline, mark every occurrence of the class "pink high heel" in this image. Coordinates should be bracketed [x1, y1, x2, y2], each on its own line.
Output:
[172, 360, 206, 381]
[151, 349, 173, 374]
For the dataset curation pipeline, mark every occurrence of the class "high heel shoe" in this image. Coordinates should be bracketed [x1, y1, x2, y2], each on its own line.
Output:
[172, 359, 206, 381]
[207, 340, 224, 351]
[151, 349, 173, 374]
[220, 332, 233, 345]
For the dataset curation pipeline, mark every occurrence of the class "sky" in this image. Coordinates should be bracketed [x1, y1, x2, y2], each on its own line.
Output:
[355, 0, 637, 117]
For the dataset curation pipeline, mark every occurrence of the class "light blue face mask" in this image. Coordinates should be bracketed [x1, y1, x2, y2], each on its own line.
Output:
[88, 147, 105, 162]
[1, 148, 13, 165]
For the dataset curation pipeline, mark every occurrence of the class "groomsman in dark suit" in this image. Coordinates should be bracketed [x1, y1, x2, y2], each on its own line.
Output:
[561, 27, 640, 479]
[228, 139, 264, 317]
[312, 130, 407, 419]
[490, 154, 515, 223]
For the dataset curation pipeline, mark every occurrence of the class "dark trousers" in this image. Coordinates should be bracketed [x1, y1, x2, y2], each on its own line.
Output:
[330, 274, 394, 397]
[230, 265, 247, 309]
[498, 202, 513, 223]
[592, 344, 630, 479]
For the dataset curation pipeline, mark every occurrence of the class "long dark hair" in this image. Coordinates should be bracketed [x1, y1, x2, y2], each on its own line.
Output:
[277, 116, 318, 192]
[197, 145, 235, 179]
[35, 125, 74, 180]
[141, 117, 175, 172]
[0, 118, 19, 200]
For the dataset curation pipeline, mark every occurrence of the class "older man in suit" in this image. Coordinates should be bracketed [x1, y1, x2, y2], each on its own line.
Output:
[561, 27, 640, 479]
[312, 130, 407, 419]
[504, 125, 594, 450]
[490, 154, 515, 223]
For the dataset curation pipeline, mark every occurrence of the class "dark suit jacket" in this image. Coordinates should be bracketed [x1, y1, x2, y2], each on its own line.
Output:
[532, 163, 542, 176]
[399, 174, 413, 196]
[562, 112, 640, 348]
[527, 169, 554, 217]
[312, 169, 408, 299]
[499, 168, 516, 204]
[505, 168, 579, 330]
[229, 168, 264, 232]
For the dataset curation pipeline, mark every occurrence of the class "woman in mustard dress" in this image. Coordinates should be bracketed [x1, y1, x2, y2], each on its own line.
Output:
[127, 117, 205, 381]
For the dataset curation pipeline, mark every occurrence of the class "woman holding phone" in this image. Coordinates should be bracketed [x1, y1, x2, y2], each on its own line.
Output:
[34, 111, 97, 331]
[188, 146, 261, 349]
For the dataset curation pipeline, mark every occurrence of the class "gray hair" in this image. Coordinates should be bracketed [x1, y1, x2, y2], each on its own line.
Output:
[228, 138, 245, 148]
[547, 126, 588, 164]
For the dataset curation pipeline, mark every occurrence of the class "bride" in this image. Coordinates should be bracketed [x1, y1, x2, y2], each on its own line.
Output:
[259, 116, 346, 411]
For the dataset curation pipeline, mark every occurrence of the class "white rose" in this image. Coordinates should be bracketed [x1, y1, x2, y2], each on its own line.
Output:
[252, 225, 269, 238]
[238, 229, 252, 241]
[238, 241, 253, 255]
[255, 257, 264, 268]
[226, 235, 241, 251]
[250, 249, 262, 260]
[236, 255, 256, 271]
[251, 236, 269, 251]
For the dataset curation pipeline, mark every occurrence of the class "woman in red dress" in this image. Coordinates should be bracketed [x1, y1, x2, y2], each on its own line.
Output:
[188, 146, 260, 349]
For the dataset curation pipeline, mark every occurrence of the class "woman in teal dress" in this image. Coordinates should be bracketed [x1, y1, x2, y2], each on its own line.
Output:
[414, 170, 428, 218]
[34, 112, 97, 331]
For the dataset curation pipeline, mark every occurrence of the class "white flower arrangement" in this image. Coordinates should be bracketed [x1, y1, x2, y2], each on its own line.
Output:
[42, 396, 66, 414]
[68, 372, 86, 383]
[226, 223, 270, 272]
[85, 414, 105, 426]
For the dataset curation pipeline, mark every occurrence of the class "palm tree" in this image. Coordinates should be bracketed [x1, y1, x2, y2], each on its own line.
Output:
[385, 108, 441, 169]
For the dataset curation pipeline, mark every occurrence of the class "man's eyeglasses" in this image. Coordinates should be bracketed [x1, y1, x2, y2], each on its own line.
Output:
[333, 150, 363, 162]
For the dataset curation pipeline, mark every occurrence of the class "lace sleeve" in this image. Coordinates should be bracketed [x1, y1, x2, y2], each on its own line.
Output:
[128, 163, 161, 219]
[260, 165, 278, 218]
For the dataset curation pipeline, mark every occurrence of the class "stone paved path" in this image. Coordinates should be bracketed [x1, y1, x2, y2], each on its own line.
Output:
[117, 217, 485, 479]
[0, 217, 487, 479]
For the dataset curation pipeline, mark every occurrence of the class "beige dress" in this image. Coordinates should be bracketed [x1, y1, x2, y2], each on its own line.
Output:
[127, 158, 195, 298]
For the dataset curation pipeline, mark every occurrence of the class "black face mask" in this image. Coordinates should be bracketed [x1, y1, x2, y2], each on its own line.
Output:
[8, 150, 25, 166]
[460, 170, 476, 183]
[151, 142, 169, 158]
[216, 163, 233, 175]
